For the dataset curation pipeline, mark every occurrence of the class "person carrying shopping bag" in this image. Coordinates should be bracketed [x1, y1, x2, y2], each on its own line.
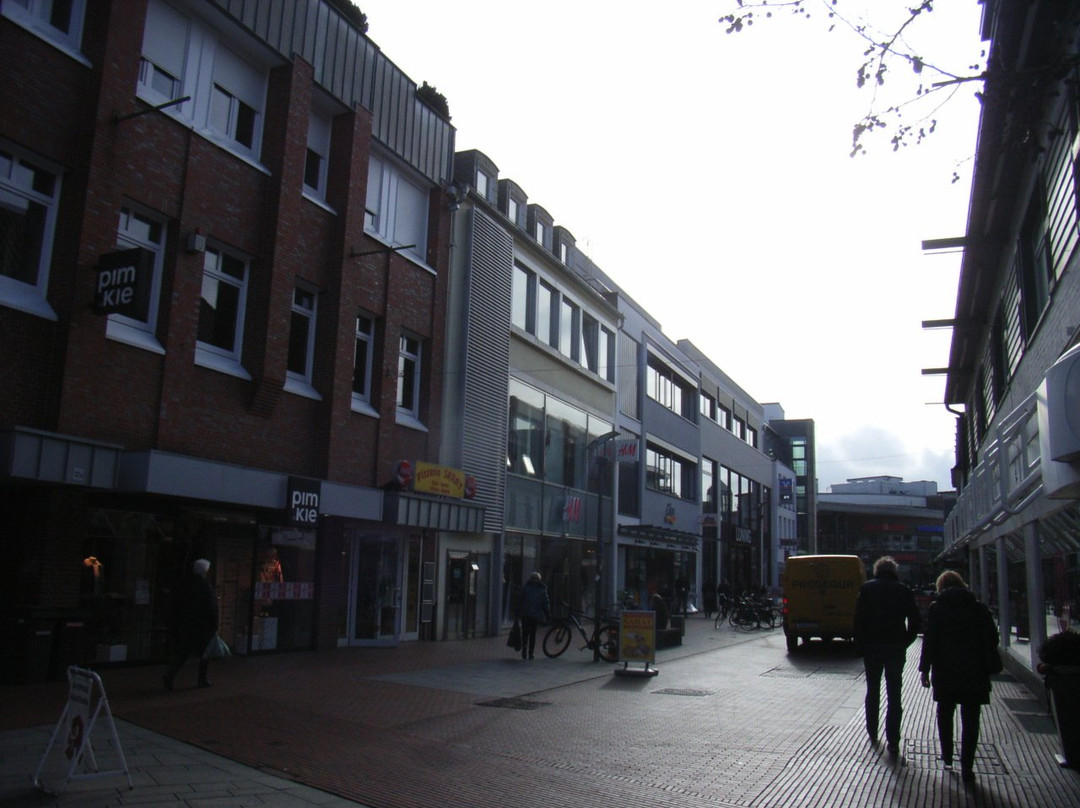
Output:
[919, 570, 1001, 785]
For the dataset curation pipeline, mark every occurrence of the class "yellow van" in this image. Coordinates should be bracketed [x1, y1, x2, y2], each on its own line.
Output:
[781, 554, 866, 652]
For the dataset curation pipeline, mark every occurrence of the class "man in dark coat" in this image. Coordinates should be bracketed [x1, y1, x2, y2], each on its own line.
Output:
[519, 571, 550, 660]
[919, 570, 999, 784]
[854, 555, 921, 754]
[164, 558, 219, 690]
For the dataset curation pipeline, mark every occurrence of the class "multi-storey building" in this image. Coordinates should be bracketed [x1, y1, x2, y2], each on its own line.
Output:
[933, 0, 1080, 688]
[0, 0, 484, 682]
[763, 408, 818, 557]
[818, 476, 952, 585]
[448, 149, 620, 630]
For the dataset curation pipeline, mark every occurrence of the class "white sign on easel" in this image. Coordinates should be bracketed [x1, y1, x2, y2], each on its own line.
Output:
[33, 666, 132, 794]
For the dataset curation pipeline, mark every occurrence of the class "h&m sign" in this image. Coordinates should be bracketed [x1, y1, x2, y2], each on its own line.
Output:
[94, 248, 152, 318]
[287, 477, 321, 527]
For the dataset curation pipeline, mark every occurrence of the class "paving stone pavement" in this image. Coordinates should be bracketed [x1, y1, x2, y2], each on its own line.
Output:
[1, 616, 1078, 807]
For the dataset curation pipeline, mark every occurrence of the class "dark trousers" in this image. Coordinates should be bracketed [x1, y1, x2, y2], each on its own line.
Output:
[937, 701, 982, 772]
[863, 644, 907, 745]
[165, 645, 210, 687]
[521, 617, 539, 659]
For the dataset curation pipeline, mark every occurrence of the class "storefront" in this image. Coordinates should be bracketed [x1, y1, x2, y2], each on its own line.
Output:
[616, 525, 700, 612]
[0, 430, 486, 683]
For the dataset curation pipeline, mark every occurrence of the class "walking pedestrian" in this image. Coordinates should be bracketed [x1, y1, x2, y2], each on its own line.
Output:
[519, 571, 550, 660]
[676, 576, 690, 617]
[919, 570, 1000, 785]
[164, 558, 219, 690]
[854, 556, 921, 754]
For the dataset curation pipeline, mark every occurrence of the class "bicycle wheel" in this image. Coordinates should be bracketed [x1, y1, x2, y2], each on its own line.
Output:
[596, 625, 619, 663]
[542, 623, 572, 658]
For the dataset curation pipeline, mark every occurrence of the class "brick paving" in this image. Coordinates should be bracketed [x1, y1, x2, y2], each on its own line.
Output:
[2, 616, 1078, 807]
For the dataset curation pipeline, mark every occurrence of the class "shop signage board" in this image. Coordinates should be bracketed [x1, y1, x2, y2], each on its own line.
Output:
[94, 248, 152, 318]
[614, 610, 659, 678]
[33, 666, 132, 794]
[413, 461, 466, 497]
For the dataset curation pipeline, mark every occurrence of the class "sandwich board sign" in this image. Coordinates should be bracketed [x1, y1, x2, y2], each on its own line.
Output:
[33, 666, 132, 794]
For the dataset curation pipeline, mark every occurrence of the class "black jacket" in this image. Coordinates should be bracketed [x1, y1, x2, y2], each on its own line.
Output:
[919, 586, 998, 705]
[169, 572, 219, 655]
[854, 571, 921, 648]
[520, 579, 550, 623]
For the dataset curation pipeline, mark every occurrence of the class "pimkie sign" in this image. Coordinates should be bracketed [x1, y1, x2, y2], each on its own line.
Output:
[94, 248, 152, 318]
[287, 477, 321, 527]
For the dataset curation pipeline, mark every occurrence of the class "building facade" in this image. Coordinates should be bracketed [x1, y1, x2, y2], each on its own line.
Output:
[933, 0, 1080, 689]
[818, 476, 952, 586]
[0, 0, 484, 682]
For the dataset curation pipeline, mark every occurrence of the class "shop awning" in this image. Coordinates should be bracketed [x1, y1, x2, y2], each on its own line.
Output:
[383, 491, 485, 532]
[618, 524, 701, 551]
[1, 426, 121, 488]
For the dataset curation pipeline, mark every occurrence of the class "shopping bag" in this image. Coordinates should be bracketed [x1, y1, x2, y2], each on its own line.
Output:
[203, 633, 232, 660]
[507, 619, 522, 652]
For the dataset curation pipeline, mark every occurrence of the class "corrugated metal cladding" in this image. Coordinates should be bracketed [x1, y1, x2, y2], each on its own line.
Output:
[213, 0, 454, 185]
[462, 208, 513, 533]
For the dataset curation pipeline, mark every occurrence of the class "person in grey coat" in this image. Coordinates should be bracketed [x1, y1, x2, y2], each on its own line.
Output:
[164, 558, 219, 690]
[519, 572, 550, 660]
[919, 570, 999, 785]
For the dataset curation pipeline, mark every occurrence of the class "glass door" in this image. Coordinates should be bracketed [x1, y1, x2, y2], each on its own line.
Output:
[347, 536, 400, 646]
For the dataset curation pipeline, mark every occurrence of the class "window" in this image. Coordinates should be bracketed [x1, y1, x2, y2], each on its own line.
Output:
[397, 333, 422, 420]
[139, 0, 266, 160]
[511, 264, 533, 331]
[702, 458, 718, 513]
[700, 392, 717, 422]
[646, 444, 694, 500]
[0, 144, 60, 319]
[733, 416, 746, 441]
[598, 326, 614, 382]
[1019, 182, 1053, 342]
[717, 404, 731, 430]
[352, 314, 376, 412]
[646, 354, 694, 418]
[537, 281, 555, 347]
[507, 197, 519, 226]
[559, 298, 579, 361]
[304, 111, 331, 201]
[109, 204, 166, 351]
[535, 220, 546, 246]
[746, 426, 758, 449]
[285, 285, 319, 397]
[2, 0, 86, 55]
[560, 242, 569, 264]
[196, 245, 249, 376]
[365, 154, 429, 263]
[476, 171, 489, 200]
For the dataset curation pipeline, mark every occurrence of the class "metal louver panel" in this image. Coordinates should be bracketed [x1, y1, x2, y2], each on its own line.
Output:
[461, 209, 513, 533]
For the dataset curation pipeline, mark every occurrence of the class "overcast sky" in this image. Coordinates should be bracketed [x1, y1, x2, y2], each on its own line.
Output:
[358, 1, 987, 492]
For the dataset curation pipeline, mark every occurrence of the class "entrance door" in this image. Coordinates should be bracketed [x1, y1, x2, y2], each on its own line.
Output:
[347, 536, 400, 646]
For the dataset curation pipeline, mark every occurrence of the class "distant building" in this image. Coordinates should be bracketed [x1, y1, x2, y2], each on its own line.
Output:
[762, 408, 818, 557]
[817, 477, 955, 585]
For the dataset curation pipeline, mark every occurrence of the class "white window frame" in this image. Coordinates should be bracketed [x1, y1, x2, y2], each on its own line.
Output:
[284, 283, 320, 400]
[195, 243, 250, 379]
[303, 109, 332, 203]
[476, 171, 489, 200]
[0, 142, 60, 320]
[396, 332, 425, 430]
[507, 197, 518, 227]
[364, 153, 430, 266]
[351, 313, 378, 417]
[138, 0, 267, 163]
[2, 0, 88, 62]
[108, 204, 166, 353]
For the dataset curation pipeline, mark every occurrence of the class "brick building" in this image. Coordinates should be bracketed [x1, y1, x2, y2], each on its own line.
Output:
[0, 0, 483, 682]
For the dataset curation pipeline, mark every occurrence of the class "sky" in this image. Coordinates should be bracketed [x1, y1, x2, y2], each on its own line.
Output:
[357, 0, 987, 492]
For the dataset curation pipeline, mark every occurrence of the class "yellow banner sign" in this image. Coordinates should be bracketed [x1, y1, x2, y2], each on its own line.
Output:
[414, 461, 466, 498]
[619, 610, 656, 663]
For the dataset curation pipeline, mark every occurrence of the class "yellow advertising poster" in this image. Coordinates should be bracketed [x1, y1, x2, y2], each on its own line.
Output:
[618, 610, 656, 663]
[413, 461, 466, 497]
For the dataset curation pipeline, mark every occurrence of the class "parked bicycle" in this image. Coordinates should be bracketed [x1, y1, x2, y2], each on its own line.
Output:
[727, 596, 781, 631]
[543, 605, 620, 662]
[713, 593, 731, 629]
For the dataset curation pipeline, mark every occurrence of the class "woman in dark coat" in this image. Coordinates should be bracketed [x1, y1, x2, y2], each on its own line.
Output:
[519, 571, 550, 661]
[919, 570, 999, 784]
[164, 558, 219, 690]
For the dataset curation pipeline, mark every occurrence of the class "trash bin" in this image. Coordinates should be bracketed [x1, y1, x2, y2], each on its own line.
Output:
[1, 616, 54, 684]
